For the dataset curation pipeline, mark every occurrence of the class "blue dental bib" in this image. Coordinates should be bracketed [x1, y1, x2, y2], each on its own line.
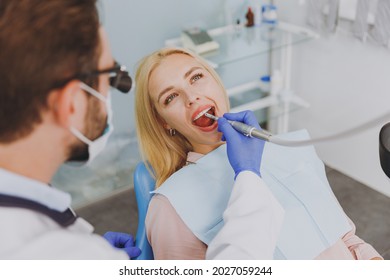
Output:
[153, 130, 351, 259]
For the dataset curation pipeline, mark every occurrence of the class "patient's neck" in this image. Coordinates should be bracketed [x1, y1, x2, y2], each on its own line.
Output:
[192, 141, 224, 155]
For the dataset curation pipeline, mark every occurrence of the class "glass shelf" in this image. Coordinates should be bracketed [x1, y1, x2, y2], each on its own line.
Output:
[203, 25, 314, 67]
[165, 21, 318, 68]
[229, 87, 306, 129]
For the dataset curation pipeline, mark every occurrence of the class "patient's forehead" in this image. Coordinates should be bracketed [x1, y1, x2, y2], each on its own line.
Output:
[158, 53, 202, 72]
[149, 54, 205, 97]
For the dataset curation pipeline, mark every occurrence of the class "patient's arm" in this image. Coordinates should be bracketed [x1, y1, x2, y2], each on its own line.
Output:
[145, 194, 207, 260]
[342, 216, 383, 260]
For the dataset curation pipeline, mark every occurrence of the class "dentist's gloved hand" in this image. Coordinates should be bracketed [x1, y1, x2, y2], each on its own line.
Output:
[103, 231, 141, 259]
[218, 110, 265, 179]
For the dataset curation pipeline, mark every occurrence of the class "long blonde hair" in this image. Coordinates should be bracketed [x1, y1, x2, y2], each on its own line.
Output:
[135, 47, 229, 188]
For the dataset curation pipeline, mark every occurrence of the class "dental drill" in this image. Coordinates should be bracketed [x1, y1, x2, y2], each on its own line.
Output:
[205, 113, 273, 141]
[205, 111, 390, 147]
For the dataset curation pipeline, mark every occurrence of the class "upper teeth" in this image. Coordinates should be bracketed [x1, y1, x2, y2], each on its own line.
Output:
[193, 107, 212, 121]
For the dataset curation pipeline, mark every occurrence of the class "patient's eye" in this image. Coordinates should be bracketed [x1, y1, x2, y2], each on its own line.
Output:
[190, 73, 203, 83]
[164, 93, 178, 105]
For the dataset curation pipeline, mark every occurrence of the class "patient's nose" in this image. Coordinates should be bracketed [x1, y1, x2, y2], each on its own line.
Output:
[186, 94, 200, 107]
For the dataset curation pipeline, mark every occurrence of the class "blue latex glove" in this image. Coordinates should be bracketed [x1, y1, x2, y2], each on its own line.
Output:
[103, 231, 141, 259]
[217, 110, 265, 179]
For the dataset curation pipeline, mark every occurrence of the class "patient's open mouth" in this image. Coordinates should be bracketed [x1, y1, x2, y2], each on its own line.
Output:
[192, 106, 216, 128]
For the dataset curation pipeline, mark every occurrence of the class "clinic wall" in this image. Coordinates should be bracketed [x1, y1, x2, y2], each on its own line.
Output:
[274, 0, 390, 197]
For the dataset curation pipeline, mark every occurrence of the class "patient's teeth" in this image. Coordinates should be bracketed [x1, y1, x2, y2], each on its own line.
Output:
[193, 107, 212, 121]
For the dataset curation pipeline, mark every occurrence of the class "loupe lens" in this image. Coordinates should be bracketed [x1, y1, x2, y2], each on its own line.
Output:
[110, 72, 132, 93]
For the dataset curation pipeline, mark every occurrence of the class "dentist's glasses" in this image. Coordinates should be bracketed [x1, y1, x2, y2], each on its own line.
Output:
[54, 61, 132, 93]
[80, 61, 132, 93]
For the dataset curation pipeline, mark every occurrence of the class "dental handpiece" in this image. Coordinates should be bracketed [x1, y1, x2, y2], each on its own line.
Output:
[205, 110, 390, 147]
[204, 113, 273, 141]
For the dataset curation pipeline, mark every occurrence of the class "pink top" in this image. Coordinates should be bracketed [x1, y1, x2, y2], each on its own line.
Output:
[145, 152, 382, 260]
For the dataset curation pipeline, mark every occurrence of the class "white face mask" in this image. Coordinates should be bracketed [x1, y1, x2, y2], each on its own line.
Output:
[67, 82, 114, 167]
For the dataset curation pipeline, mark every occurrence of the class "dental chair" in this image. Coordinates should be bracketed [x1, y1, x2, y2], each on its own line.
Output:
[133, 162, 155, 260]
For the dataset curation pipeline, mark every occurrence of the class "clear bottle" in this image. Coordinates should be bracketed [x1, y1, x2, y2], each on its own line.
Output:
[254, 1, 262, 26]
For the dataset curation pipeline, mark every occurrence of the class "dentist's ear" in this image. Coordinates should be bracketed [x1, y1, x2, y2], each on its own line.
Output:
[47, 80, 83, 128]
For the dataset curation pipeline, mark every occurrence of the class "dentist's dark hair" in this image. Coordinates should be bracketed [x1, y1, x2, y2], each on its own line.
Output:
[0, 0, 100, 142]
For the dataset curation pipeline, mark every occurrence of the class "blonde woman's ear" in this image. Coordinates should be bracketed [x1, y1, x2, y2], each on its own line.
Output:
[160, 123, 174, 136]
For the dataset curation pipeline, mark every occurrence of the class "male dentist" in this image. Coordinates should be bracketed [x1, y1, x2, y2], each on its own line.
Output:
[0, 0, 283, 259]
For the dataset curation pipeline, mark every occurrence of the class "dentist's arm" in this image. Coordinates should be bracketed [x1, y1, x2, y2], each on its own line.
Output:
[206, 111, 284, 260]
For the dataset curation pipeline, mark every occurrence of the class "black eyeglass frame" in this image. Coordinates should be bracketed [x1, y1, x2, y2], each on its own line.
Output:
[53, 61, 132, 93]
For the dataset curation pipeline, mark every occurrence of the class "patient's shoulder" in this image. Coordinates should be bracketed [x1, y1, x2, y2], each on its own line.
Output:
[148, 194, 172, 213]
[146, 194, 178, 226]
[146, 195, 207, 259]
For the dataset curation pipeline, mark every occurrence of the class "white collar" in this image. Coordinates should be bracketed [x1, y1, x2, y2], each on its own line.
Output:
[186, 151, 205, 164]
[0, 168, 71, 212]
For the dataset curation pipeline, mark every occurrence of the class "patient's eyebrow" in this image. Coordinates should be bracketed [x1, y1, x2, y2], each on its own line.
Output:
[157, 86, 174, 103]
[184, 67, 202, 79]
[157, 67, 202, 103]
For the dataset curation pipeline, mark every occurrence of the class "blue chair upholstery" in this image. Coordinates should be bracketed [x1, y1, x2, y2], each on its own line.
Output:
[133, 162, 155, 260]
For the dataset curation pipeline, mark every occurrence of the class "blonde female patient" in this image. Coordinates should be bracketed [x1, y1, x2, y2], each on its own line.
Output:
[134, 47, 382, 260]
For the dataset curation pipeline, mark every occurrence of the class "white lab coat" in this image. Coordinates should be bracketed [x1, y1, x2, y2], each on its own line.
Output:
[206, 171, 285, 260]
[0, 168, 127, 260]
